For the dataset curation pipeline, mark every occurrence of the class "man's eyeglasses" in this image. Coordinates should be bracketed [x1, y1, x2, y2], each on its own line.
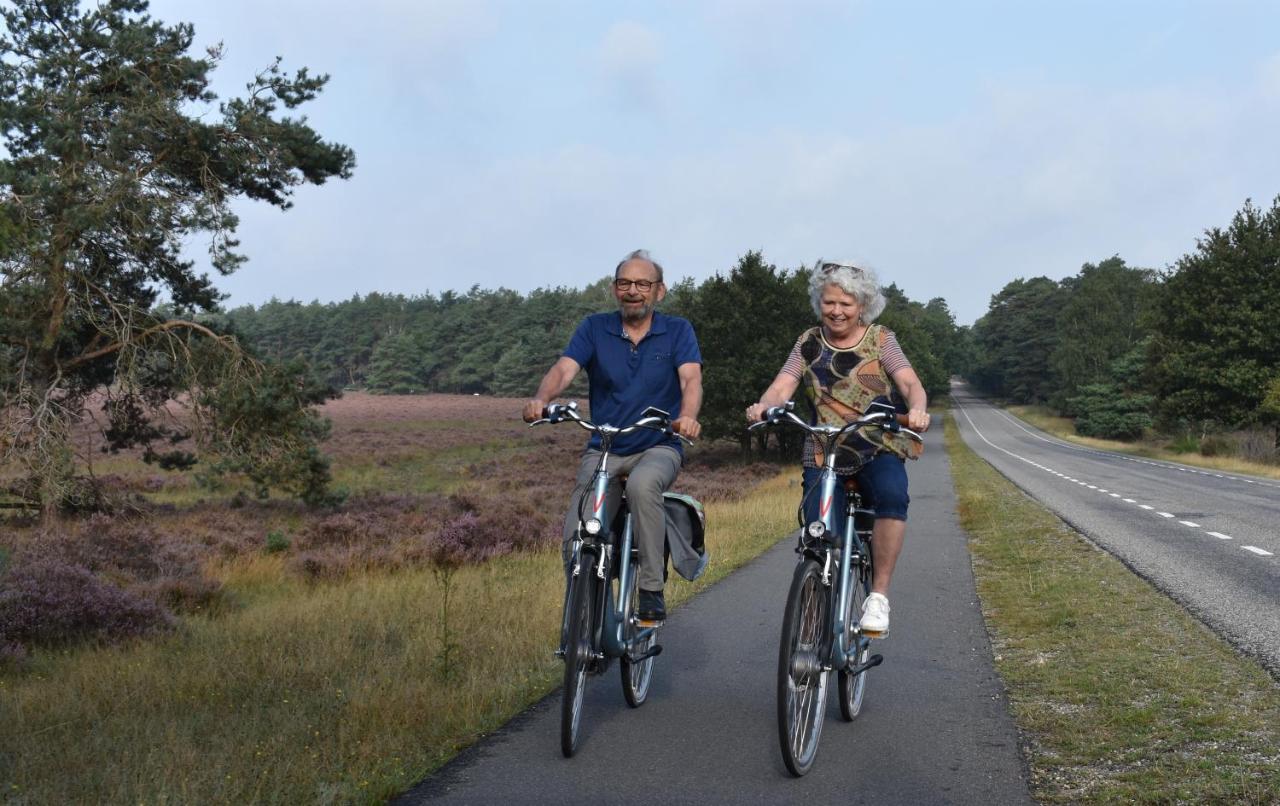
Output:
[614, 278, 657, 292]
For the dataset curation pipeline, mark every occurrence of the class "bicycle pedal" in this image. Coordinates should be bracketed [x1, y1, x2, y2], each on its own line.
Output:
[633, 616, 665, 628]
[629, 644, 663, 663]
[860, 628, 889, 640]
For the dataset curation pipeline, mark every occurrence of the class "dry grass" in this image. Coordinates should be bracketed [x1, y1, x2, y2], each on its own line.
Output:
[0, 394, 799, 804]
[1008, 405, 1280, 481]
[947, 414, 1280, 803]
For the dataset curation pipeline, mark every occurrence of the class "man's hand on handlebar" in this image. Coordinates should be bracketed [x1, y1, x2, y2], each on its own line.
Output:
[522, 399, 546, 423]
[671, 416, 701, 441]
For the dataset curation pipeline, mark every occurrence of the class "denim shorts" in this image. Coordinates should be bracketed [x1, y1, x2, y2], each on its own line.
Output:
[801, 452, 910, 525]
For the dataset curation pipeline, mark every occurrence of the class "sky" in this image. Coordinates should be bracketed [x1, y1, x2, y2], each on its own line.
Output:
[143, 0, 1280, 325]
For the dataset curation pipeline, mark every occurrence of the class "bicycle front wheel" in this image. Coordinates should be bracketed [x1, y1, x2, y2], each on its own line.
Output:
[777, 557, 830, 776]
[620, 577, 656, 708]
[838, 555, 871, 721]
[561, 569, 596, 757]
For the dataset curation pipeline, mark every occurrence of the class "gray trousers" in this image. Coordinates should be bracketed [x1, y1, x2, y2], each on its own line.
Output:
[562, 445, 682, 592]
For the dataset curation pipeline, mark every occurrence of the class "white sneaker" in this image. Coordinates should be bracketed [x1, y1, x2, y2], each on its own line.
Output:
[859, 592, 890, 637]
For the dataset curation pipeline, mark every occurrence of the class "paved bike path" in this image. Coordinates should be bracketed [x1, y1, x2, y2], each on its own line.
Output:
[398, 420, 1032, 805]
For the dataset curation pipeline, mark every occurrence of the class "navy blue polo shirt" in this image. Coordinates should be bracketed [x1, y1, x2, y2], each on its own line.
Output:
[563, 311, 702, 456]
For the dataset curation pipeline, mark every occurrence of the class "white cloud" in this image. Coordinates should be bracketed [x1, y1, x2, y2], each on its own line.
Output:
[596, 21, 664, 110]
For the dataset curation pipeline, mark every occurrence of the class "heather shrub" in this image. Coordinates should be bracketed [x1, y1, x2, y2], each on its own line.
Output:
[477, 501, 556, 554]
[24, 518, 224, 613]
[0, 558, 174, 648]
[45, 514, 167, 579]
[431, 513, 477, 569]
[137, 574, 225, 615]
[297, 510, 392, 549]
[430, 513, 474, 680]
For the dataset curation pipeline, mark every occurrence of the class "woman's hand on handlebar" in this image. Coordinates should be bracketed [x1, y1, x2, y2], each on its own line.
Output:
[907, 408, 931, 432]
[745, 402, 767, 423]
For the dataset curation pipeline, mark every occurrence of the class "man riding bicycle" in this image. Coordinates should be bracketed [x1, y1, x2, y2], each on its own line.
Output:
[523, 249, 703, 623]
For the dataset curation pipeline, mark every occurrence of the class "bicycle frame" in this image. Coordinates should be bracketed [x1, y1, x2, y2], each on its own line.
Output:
[754, 403, 919, 674]
[541, 402, 678, 664]
[810, 456, 873, 673]
[565, 468, 657, 663]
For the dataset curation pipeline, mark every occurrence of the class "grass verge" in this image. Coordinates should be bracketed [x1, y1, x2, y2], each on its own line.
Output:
[946, 413, 1280, 803]
[0, 472, 798, 804]
[1007, 404, 1280, 481]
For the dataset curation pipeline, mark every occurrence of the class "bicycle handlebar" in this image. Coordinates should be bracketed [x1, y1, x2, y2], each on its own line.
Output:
[529, 401, 694, 445]
[747, 402, 922, 445]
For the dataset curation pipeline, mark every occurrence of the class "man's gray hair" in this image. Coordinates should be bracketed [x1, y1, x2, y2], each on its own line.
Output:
[809, 259, 886, 323]
[615, 249, 665, 284]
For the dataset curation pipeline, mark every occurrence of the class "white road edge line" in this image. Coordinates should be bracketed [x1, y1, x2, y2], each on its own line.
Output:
[1179, 520, 1201, 528]
[1207, 531, 1233, 540]
[1243, 546, 1274, 556]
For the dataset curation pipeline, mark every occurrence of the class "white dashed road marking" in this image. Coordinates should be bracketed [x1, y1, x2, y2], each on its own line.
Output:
[953, 397, 1276, 565]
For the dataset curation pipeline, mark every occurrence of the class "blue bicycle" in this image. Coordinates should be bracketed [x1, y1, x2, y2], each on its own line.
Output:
[531, 402, 691, 757]
[750, 402, 921, 776]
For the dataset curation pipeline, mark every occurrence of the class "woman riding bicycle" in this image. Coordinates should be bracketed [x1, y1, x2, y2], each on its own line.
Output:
[746, 259, 929, 637]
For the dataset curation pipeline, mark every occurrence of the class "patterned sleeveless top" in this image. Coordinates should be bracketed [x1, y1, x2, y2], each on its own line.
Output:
[786, 324, 924, 473]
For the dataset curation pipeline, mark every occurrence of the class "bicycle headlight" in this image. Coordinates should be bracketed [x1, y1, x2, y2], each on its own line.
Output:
[806, 521, 827, 540]
[583, 518, 603, 536]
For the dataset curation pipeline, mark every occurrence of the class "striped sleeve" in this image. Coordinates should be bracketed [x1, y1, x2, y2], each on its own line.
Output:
[779, 333, 808, 379]
[880, 330, 912, 375]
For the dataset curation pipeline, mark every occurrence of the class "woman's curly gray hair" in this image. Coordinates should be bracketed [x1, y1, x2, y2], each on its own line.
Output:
[808, 259, 885, 323]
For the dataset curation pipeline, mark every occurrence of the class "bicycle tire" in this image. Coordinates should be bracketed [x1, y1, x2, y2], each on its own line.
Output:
[838, 553, 871, 721]
[777, 557, 830, 776]
[620, 574, 656, 708]
[561, 568, 595, 757]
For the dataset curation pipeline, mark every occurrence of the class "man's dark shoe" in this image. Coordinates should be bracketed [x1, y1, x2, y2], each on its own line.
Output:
[637, 589, 666, 622]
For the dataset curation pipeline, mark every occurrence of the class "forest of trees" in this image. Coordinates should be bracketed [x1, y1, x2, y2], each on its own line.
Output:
[211, 195, 1280, 462]
[965, 196, 1280, 455]
[218, 251, 966, 446]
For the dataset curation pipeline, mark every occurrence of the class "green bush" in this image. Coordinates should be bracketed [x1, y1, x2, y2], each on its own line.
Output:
[1199, 434, 1233, 457]
[1168, 434, 1199, 454]
[1067, 383, 1154, 441]
[264, 531, 291, 554]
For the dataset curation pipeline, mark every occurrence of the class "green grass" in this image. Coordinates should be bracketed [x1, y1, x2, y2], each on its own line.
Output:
[0, 472, 799, 804]
[946, 413, 1280, 802]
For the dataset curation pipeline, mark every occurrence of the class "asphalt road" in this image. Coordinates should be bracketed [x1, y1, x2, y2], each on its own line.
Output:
[951, 381, 1280, 678]
[398, 422, 1032, 805]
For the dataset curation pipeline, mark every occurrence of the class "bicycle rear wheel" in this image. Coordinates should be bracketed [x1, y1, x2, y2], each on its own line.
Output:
[561, 569, 596, 757]
[620, 576, 656, 707]
[838, 554, 871, 721]
[777, 557, 830, 776]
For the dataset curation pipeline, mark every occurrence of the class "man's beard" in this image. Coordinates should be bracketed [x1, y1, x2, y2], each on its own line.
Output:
[620, 301, 652, 322]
